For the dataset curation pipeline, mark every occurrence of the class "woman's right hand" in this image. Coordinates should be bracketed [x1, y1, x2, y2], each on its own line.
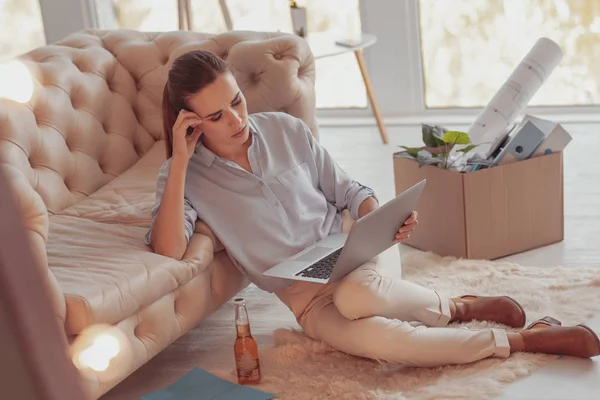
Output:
[172, 109, 204, 162]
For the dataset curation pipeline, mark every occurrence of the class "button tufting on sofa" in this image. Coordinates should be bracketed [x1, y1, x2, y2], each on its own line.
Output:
[298, 65, 310, 79]
[250, 71, 262, 84]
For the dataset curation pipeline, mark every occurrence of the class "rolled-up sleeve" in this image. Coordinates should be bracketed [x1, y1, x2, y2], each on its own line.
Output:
[299, 119, 377, 220]
[144, 159, 198, 245]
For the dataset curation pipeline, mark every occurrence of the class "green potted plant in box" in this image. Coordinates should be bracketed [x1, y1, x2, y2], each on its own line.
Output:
[398, 124, 485, 171]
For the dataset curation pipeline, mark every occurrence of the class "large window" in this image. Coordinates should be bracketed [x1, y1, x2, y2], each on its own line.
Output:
[419, 0, 600, 108]
[94, 0, 366, 109]
[225, 0, 291, 32]
[303, 0, 366, 109]
[94, 0, 228, 33]
[94, 0, 180, 31]
[0, 0, 46, 60]
[188, 0, 228, 33]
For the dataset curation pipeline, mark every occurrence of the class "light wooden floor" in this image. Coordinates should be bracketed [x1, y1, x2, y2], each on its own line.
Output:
[102, 122, 600, 400]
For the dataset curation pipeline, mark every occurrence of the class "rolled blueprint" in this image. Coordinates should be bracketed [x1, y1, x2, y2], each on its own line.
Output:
[465, 37, 564, 159]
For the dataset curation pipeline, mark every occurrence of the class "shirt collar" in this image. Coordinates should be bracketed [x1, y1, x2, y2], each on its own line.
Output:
[194, 124, 257, 167]
[195, 140, 216, 166]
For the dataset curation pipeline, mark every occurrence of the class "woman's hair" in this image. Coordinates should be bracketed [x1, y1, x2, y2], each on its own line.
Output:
[161, 50, 232, 158]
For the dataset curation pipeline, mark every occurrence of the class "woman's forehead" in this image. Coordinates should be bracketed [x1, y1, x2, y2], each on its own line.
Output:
[187, 73, 240, 116]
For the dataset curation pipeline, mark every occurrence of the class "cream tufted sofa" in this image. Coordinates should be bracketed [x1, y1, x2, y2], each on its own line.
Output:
[0, 29, 317, 398]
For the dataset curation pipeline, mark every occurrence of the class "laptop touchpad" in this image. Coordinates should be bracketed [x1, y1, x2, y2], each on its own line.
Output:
[295, 247, 333, 262]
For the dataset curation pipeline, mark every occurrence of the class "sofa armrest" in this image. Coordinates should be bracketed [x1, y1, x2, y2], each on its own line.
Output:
[0, 164, 67, 328]
[210, 31, 319, 140]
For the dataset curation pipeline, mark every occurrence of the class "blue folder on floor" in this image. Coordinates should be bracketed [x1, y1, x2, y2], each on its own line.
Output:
[141, 367, 275, 400]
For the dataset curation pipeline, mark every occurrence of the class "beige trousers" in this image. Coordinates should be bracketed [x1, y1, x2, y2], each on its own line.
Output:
[274, 212, 510, 367]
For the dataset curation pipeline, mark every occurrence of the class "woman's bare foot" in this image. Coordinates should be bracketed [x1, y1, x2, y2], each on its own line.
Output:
[515, 316, 600, 358]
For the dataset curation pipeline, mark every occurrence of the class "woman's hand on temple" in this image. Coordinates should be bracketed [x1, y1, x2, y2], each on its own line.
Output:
[393, 211, 418, 243]
[172, 109, 204, 162]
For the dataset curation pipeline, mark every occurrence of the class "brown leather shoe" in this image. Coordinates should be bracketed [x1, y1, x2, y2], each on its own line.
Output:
[525, 316, 562, 330]
[520, 317, 600, 358]
[451, 295, 527, 328]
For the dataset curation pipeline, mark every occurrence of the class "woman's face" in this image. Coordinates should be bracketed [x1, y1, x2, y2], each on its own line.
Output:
[186, 72, 250, 148]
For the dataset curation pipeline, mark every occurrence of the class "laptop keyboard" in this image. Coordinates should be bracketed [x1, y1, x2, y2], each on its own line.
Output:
[295, 248, 342, 280]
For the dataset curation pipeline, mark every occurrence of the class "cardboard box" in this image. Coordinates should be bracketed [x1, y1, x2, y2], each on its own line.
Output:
[393, 152, 564, 260]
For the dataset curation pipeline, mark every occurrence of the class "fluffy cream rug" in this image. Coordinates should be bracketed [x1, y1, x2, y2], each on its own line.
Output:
[104, 250, 600, 400]
[209, 250, 600, 400]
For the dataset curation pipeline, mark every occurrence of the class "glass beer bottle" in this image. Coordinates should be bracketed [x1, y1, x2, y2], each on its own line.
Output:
[233, 298, 262, 385]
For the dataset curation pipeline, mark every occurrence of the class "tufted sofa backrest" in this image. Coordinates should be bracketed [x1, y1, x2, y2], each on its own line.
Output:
[0, 29, 317, 216]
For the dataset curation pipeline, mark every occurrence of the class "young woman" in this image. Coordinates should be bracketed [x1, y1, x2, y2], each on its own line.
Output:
[146, 50, 599, 367]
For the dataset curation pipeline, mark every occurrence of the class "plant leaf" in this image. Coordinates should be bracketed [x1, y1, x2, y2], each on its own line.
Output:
[457, 144, 478, 153]
[443, 131, 471, 145]
[421, 124, 437, 147]
[399, 146, 422, 157]
[422, 124, 446, 147]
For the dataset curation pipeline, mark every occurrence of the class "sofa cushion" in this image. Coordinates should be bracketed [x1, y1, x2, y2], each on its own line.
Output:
[57, 140, 165, 227]
[47, 215, 210, 334]
[58, 139, 225, 251]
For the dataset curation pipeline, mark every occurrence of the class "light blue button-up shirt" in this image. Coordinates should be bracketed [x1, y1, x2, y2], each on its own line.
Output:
[146, 112, 376, 292]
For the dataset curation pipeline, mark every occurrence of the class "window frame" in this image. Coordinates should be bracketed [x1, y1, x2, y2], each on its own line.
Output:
[38, 0, 98, 44]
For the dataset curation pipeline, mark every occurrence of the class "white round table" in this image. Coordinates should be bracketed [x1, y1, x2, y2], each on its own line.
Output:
[305, 33, 388, 144]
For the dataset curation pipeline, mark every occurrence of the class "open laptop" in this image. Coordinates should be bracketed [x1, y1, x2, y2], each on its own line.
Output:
[263, 179, 426, 284]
